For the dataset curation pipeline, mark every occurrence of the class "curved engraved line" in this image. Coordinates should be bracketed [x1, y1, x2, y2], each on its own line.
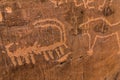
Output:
[33, 18, 67, 43]
[74, 0, 84, 7]
[5, 18, 67, 44]
[79, 17, 120, 28]
[98, 0, 113, 11]
[49, 0, 84, 7]
[35, 24, 63, 43]
[5, 43, 15, 57]
[49, 0, 68, 6]
[79, 17, 120, 55]
[5, 18, 68, 66]
[34, 22, 65, 43]
[34, 42, 65, 54]
[8, 26, 30, 31]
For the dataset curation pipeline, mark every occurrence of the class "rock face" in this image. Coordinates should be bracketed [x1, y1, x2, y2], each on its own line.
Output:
[0, 0, 120, 80]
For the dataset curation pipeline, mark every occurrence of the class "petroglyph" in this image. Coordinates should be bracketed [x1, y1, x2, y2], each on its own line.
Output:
[52, 0, 84, 7]
[74, 0, 114, 10]
[5, 7, 12, 14]
[0, 0, 120, 80]
[78, 17, 120, 55]
[50, 0, 105, 9]
[67, 0, 120, 56]
[0, 12, 2, 22]
[50, 0, 67, 7]
[51, 0, 119, 57]
[98, 0, 113, 11]
[3, 18, 70, 66]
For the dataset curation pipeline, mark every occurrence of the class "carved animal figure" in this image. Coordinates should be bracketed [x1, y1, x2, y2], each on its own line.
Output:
[78, 17, 120, 55]
[0, 18, 70, 66]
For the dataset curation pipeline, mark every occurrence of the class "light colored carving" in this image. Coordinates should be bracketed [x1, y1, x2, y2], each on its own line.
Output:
[5, 18, 70, 66]
[33, 18, 67, 47]
[11, 57, 17, 66]
[43, 51, 49, 61]
[49, 0, 84, 7]
[81, 0, 95, 9]
[55, 48, 61, 58]
[59, 46, 65, 55]
[0, 11, 2, 22]
[17, 57, 22, 65]
[30, 54, 36, 64]
[50, 0, 113, 11]
[79, 17, 120, 55]
[98, 0, 113, 11]
[48, 50, 54, 59]
[74, 0, 84, 7]
[5, 7, 12, 13]
[50, 0, 68, 7]
[50, 0, 95, 9]
[57, 52, 71, 63]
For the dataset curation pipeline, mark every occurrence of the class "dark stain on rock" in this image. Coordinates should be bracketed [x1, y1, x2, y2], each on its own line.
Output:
[35, 0, 48, 3]
[41, 0, 48, 2]
[70, 27, 83, 36]
[114, 72, 120, 80]
[64, 3, 85, 26]
[102, 6, 114, 17]
[94, 22, 109, 34]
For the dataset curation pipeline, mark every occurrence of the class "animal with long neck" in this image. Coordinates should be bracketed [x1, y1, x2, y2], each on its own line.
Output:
[78, 17, 120, 55]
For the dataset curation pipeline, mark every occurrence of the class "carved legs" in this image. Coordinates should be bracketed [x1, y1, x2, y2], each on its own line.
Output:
[115, 32, 120, 54]
[87, 32, 120, 56]
[87, 33, 97, 56]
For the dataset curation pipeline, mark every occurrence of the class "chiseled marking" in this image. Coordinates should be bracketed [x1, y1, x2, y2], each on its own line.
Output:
[24, 54, 30, 64]
[55, 48, 61, 58]
[33, 18, 67, 43]
[50, 0, 95, 9]
[79, 17, 120, 55]
[5, 7, 12, 13]
[11, 57, 17, 66]
[36, 24, 63, 43]
[80, 0, 95, 9]
[5, 18, 69, 66]
[59, 47, 65, 55]
[75, 0, 112, 10]
[98, 0, 113, 11]
[50, 0, 113, 11]
[74, 0, 95, 9]
[74, 0, 84, 7]
[57, 52, 71, 63]
[48, 50, 54, 59]
[50, 0, 67, 7]
[50, 0, 84, 7]
[17, 57, 22, 65]
[43, 51, 49, 61]
[0, 11, 2, 22]
[30, 54, 36, 64]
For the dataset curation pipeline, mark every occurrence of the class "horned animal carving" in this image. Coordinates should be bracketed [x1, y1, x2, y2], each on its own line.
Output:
[1, 18, 70, 66]
[78, 17, 120, 55]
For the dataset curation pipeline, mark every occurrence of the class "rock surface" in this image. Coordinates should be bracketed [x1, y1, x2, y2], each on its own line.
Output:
[0, 0, 120, 80]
